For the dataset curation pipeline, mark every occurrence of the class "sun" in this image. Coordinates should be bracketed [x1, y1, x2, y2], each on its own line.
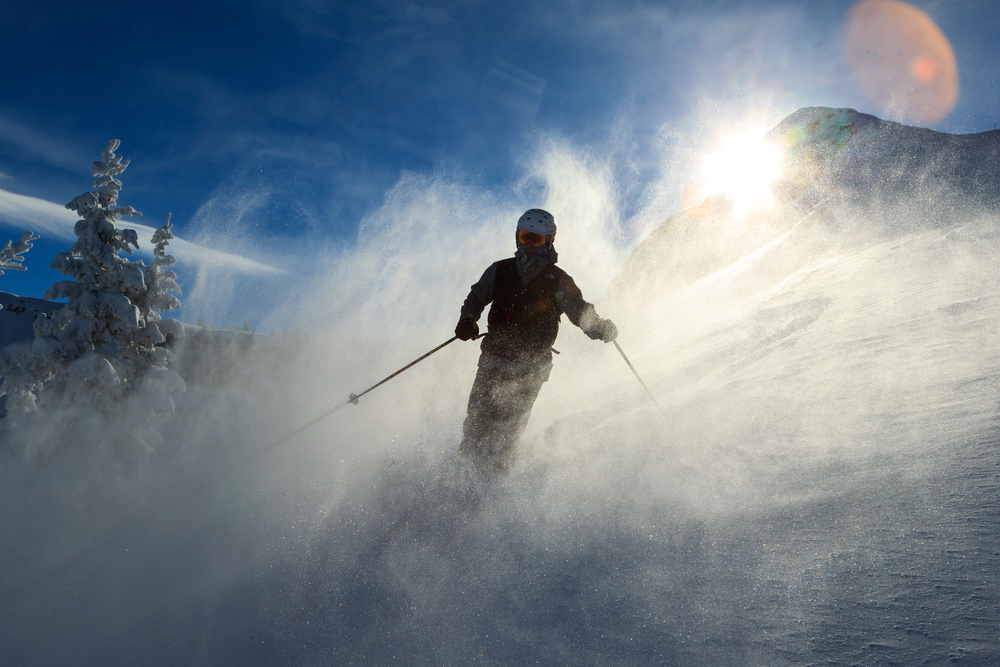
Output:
[700, 132, 783, 206]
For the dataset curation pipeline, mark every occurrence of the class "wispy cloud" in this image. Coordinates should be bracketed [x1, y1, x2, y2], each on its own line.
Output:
[0, 187, 284, 276]
[0, 112, 90, 172]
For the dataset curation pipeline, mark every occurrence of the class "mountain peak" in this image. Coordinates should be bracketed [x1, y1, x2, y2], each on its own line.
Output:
[765, 107, 1000, 206]
[765, 107, 878, 176]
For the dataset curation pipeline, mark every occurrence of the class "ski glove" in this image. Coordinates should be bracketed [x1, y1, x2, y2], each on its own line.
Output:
[455, 318, 479, 341]
[586, 317, 618, 343]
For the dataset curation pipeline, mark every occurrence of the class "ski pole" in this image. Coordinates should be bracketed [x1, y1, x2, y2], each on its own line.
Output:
[348, 335, 460, 405]
[273, 335, 462, 446]
[613, 340, 668, 420]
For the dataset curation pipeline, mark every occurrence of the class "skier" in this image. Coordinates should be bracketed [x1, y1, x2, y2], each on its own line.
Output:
[454, 208, 618, 470]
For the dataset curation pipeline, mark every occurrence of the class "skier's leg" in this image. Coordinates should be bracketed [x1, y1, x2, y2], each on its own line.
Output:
[460, 354, 509, 459]
[486, 359, 551, 468]
[460, 355, 552, 469]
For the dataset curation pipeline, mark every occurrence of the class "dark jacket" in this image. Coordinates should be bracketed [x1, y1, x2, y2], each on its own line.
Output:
[460, 256, 601, 361]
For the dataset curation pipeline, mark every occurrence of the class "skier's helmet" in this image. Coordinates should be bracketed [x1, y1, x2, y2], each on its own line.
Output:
[516, 209, 557, 236]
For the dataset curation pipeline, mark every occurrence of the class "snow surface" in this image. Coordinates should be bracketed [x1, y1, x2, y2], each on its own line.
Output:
[2, 109, 1000, 666]
[0, 291, 59, 350]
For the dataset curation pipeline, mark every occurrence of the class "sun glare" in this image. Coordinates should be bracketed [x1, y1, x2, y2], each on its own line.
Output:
[701, 132, 783, 206]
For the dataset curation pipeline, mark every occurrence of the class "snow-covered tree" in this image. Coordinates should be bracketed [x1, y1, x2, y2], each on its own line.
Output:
[0, 140, 184, 444]
[33, 139, 149, 401]
[137, 214, 183, 340]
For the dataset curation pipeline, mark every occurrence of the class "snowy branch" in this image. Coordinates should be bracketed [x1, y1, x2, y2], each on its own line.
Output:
[0, 231, 39, 274]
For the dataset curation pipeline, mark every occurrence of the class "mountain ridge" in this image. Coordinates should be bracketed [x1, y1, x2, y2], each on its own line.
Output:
[607, 107, 1000, 306]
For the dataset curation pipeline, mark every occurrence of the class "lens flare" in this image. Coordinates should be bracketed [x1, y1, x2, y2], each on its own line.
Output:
[911, 56, 937, 83]
[845, 0, 959, 125]
[700, 132, 783, 207]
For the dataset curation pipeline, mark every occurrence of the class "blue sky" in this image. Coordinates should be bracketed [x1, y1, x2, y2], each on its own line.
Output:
[0, 0, 997, 327]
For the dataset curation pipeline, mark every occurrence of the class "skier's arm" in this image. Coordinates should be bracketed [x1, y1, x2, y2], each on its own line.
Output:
[558, 274, 618, 343]
[456, 262, 499, 340]
[460, 262, 498, 322]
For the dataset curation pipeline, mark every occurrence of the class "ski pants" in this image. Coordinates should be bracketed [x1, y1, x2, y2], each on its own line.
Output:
[459, 351, 552, 469]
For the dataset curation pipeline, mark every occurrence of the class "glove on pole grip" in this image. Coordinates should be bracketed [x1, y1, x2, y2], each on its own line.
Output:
[455, 318, 479, 341]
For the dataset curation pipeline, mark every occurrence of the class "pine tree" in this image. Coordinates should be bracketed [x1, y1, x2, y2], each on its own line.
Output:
[1, 140, 185, 441]
[33, 139, 148, 405]
[137, 214, 183, 340]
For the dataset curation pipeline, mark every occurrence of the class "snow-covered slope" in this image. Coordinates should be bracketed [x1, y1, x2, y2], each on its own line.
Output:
[0, 291, 60, 349]
[3, 108, 1000, 665]
[0, 292, 60, 417]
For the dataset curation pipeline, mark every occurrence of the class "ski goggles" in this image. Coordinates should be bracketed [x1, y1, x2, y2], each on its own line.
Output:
[517, 230, 549, 247]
